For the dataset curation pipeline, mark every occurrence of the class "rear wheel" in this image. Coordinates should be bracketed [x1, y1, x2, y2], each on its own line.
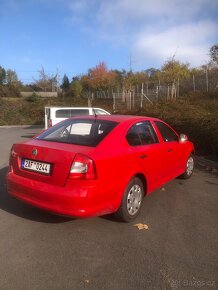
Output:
[115, 177, 144, 222]
[180, 154, 195, 179]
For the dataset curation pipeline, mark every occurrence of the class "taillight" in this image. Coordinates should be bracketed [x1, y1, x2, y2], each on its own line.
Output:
[48, 119, 52, 127]
[9, 145, 15, 172]
[69, 154, 96, 180]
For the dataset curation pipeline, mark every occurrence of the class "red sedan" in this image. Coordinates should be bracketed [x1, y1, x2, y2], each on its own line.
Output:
[7, 115, 194, 222]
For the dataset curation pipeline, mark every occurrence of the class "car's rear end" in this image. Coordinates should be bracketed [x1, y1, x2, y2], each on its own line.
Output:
[7, 117, 119, 217]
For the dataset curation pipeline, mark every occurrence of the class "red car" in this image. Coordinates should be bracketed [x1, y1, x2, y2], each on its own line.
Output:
[7, 115, 194, 222]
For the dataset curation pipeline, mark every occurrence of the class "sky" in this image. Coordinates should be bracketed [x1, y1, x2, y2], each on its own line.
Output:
[0, 0, 217, 83]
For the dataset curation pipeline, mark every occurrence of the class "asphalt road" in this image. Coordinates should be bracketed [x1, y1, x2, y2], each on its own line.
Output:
[0, 126, 217, 290]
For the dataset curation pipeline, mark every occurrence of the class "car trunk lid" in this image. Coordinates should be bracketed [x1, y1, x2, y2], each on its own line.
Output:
[11, 139, 93, 187]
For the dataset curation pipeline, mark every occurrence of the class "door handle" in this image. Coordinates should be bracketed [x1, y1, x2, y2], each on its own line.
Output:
[167, 149, 173, 152]
[140, 155, 147, 159]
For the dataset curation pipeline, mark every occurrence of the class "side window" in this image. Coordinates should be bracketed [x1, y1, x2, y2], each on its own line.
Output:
[155, 121, 178, 142]
[70, 109, 89, 116]
[126, 125, 141, 146]
[126, 121, 158, 146]
[94, 109, 108, 115]
[56, 109, 71, 118]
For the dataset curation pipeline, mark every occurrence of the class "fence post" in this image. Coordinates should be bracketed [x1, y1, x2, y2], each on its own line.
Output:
[133, 89, 135, 109]
[141, 83, 144, 108]
[177, 78, 180, 98]
[206, 68, 209, 92]
[129, 92, 131, 111]
[193, 74, 196, 91]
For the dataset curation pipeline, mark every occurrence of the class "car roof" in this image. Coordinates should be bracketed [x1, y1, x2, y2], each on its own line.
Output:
[69, 114, 161, 123]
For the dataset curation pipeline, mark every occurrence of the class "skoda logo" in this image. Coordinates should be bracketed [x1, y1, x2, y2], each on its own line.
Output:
[32, 149, 38, 156]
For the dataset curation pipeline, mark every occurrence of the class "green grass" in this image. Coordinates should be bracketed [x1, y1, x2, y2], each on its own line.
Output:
[0, 95, 217, 160]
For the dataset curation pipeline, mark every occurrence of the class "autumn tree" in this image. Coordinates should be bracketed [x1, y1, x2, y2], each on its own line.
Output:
[87, 62, 116, 92]
[160, 60, 190, 100]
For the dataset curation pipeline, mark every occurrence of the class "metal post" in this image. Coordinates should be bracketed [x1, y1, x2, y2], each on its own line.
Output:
[206, 68, 209, 92]
[177, 78, 180, 98]
[141, 83, 144, 108]
[129, 92, 131, 111]
[193, 74, 196, 91]
[113, 93, 115, 112]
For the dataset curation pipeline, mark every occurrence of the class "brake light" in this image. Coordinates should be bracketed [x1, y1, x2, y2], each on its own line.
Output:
[9, 145, 16, 172]
[69, 154, 96, 180]
[48, 119, 52, 127]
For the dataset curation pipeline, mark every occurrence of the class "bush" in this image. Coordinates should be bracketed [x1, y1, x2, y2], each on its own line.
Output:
[26, 93, 38, 102]
[0, 84, 21, 98]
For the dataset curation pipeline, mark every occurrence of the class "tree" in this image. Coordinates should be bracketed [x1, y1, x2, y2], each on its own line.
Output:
[6, 69, 18, 85]
[210, 44, 218, 66]
[61, 74, 70, 91]
[145, 68, 159, 79]
[0, 66, 6, 85]
[160, 60, 190, 100]
[33, 66, 58, 91]
[87, 62, 116, 91]
[70, 79, 83, 98]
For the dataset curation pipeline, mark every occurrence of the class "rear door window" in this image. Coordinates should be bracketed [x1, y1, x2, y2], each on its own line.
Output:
[126, 121, 158, 146]
[36, 119, 118, 147]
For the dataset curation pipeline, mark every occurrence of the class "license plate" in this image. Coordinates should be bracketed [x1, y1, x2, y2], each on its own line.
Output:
[21, 159, 51, 175]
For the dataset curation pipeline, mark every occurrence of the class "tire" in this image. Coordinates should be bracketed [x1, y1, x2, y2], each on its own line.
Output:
[180, 154, 195, 179]
[115, 177, 144, 222]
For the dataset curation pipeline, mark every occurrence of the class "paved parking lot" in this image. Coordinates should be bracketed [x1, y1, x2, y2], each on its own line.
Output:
[0, 126, 217, 290]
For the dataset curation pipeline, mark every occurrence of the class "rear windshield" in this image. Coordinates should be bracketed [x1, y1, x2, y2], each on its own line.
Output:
[36, 119, 118, 147]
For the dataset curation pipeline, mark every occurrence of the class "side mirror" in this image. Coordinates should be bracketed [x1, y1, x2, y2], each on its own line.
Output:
[179, 134, 188, 142]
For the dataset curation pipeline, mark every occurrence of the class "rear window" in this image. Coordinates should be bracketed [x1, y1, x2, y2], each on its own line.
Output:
[36, 119, 118, 147]
[55, 109, 89, 118]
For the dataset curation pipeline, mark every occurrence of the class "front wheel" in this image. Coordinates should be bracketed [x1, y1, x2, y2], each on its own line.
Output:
[115, 177, 144, 222]
[180, 154, 195, 179]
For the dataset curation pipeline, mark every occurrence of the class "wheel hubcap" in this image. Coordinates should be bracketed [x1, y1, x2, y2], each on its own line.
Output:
[186, 157, 194, 176]
[127, 184, 142, 216]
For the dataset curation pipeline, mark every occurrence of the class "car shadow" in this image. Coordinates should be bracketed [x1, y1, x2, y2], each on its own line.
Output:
[0, 166, 72, 223]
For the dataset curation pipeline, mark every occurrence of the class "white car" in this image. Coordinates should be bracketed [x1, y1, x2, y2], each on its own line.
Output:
[45, 107, 110, 129]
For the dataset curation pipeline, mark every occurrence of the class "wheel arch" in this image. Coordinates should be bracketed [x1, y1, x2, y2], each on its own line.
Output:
[134, 173, 147, 196]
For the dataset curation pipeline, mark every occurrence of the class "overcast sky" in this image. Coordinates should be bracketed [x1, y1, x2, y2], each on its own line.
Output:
[0, 0, 217, 83]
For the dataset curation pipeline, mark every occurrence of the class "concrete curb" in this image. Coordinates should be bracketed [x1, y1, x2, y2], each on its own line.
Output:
[0, 125, 43, 128]
[196, 156, 218, 174]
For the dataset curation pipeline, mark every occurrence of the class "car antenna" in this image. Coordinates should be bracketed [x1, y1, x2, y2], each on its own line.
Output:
[93, 107, 97, 123]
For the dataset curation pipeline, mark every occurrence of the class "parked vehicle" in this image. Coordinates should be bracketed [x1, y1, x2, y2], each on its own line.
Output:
[7, 115, 195, 222]
[44, 107, 110, 129]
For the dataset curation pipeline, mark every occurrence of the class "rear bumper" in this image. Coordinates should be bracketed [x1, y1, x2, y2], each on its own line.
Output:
[7, 172, 114, 218]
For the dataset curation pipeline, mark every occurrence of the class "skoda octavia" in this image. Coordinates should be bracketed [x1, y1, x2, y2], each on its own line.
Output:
[7, 115, 194, 222]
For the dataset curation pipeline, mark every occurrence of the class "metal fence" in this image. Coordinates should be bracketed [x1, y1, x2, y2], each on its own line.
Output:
[85, 68, 218, 111]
